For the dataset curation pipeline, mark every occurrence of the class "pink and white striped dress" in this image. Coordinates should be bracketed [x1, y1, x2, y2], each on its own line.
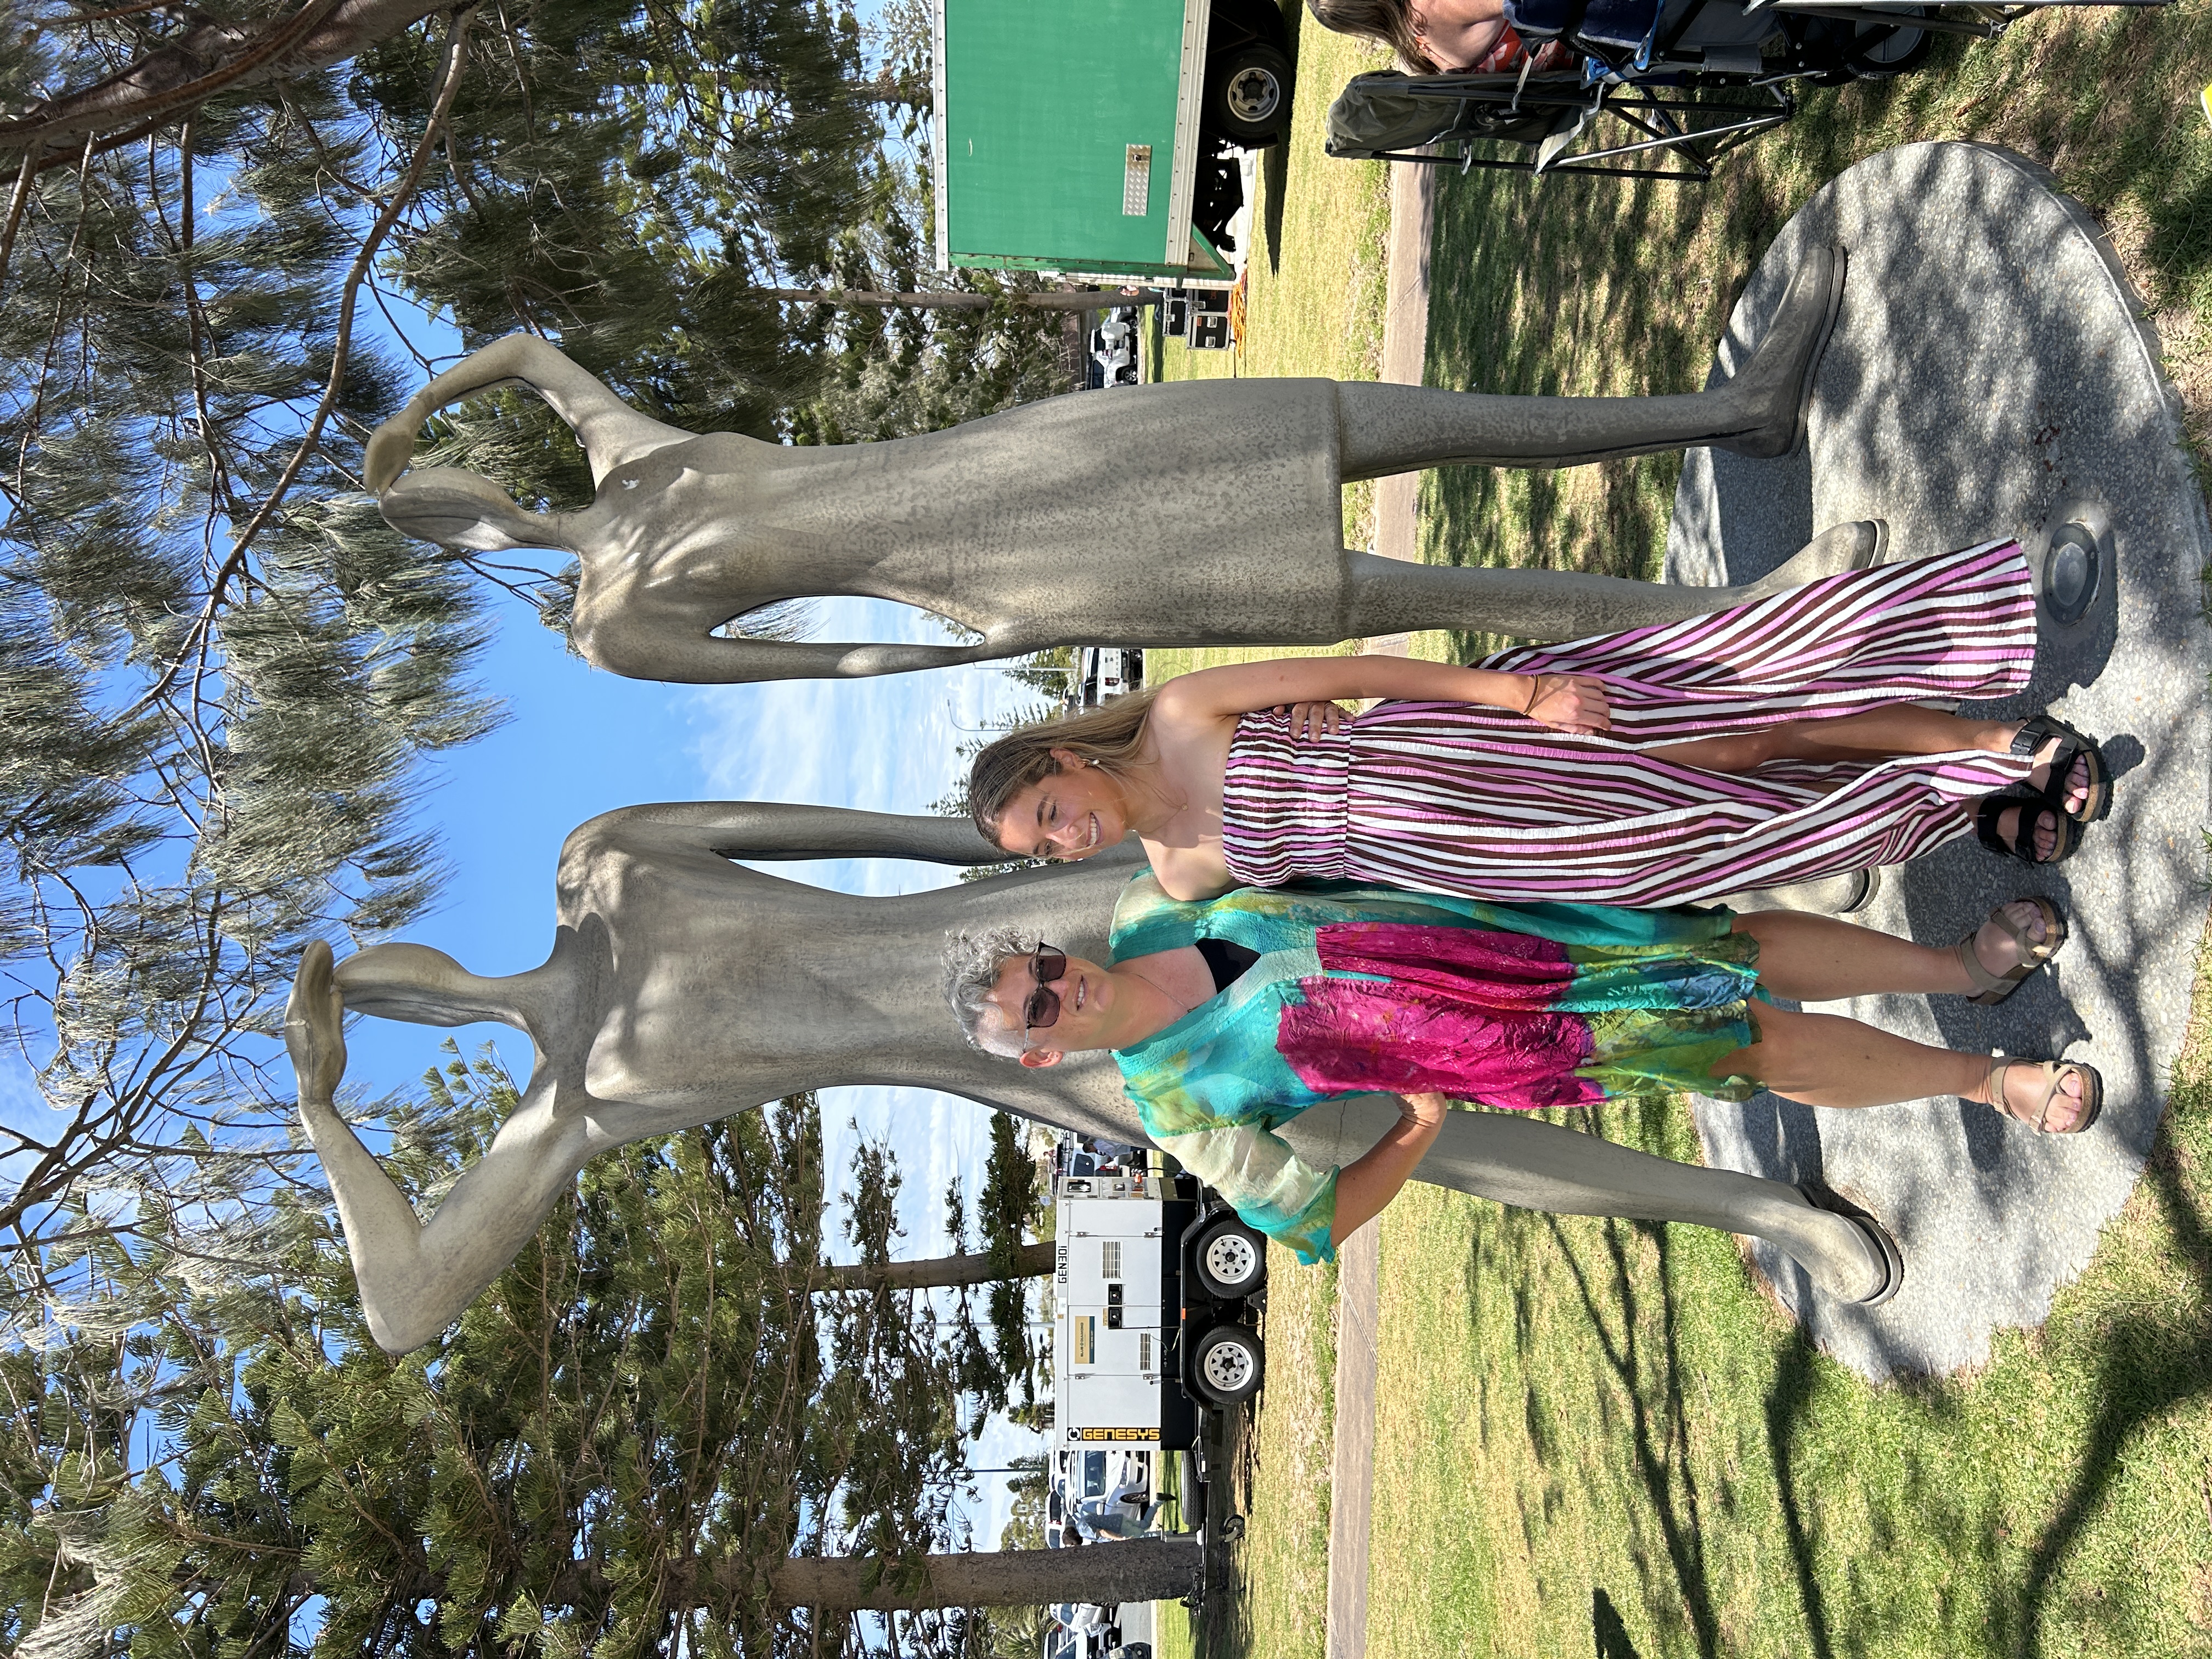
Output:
[1220, 541, 2040, 907]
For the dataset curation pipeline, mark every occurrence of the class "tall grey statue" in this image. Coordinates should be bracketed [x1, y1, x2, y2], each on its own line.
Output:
[285, 801, 1897, 1355]
[363, 249, 1857, 683]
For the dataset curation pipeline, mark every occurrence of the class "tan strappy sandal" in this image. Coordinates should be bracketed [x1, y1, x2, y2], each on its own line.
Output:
[1954, 898, 2067, 1006]
[1985, 1057, 2103, 1135]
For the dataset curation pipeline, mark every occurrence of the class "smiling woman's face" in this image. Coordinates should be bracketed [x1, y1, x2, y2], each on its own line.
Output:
[991, 755, 1130, 861]
[985, 947, 1119, 1063]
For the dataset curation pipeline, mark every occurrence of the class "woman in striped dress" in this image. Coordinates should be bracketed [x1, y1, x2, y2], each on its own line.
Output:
[964, 540, 2108, 911]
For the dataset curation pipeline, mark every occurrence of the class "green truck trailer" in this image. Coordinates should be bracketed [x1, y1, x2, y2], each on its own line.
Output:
[931, 0, 1296, 287]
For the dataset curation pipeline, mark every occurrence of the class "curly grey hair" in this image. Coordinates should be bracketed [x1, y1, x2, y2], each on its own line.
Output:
[943, 926, 1040, 1059]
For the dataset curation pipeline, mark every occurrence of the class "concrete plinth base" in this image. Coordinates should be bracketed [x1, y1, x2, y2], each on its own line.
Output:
[1666, 142, 2211, 1380]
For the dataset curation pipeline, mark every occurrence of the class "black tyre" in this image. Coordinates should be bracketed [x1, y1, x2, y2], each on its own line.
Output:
[1186, 1323, 1264, 1406]
[1192, 1214, 1268, 1298]
[1844, 12, 1934, 79]
[1204, 43, 1294, 147]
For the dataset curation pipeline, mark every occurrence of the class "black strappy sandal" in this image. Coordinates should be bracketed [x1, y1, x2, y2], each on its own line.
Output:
[2011, 713, 2112, 826]
[1975, 788, 2079, 865]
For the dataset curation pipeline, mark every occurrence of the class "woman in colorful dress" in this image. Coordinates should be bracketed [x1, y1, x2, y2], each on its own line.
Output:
[940, 873, 2098, 1277]
[967, 542, 2110, 907]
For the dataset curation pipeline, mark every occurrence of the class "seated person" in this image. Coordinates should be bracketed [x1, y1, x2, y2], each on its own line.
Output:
[1308, 0, 1577, 74]
[944, 877, 2096, 1265]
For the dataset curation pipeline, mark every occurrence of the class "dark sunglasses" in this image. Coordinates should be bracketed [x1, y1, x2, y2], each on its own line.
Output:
[1022, 942, 1069, 1031]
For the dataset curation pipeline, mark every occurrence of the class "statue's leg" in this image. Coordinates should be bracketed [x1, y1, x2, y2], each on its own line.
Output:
[1336, 245, 1843, 478]
[1339, 519, 1883, 642]
[1284, 1097, 1896, 1303]
[304, 1067, 596, 1353]
[1419, 1109, 1896, 1302]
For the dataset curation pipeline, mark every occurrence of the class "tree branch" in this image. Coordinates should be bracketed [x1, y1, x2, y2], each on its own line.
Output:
[0, 0, 449, 163]
[810, 1240, 1054, 1294]
[765, 287, 1163, 313]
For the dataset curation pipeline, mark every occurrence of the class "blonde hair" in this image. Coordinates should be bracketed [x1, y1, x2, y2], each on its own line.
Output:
[1306, 0, 1442, 73]
[966, 689, 1160, 842]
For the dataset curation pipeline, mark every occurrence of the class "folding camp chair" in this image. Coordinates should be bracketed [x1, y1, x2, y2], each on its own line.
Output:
[1327, 0, 2171, 182]
[1326, 68, 1792, 183]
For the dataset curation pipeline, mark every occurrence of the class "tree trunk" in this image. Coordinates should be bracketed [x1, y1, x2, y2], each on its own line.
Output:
[1, 0, 451, 163]
[763, 287, 1162, 313]
[767, 1537, 1202, 1610]
[815, 1239, 1056, 1293]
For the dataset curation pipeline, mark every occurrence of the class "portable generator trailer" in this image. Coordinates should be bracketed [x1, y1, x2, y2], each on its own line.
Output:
[1052, 1166, 1269, 1462]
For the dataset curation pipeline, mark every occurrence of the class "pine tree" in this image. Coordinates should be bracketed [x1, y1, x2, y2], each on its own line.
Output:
[4, 1063, 1149, 1657]
[0, 0, 912, 1262]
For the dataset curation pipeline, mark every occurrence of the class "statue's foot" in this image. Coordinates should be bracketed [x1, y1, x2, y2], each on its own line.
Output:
[1711, 243, 1846, 463]
[1793, 1182, 1904, 1306]
[1742, 517, 1888, 599]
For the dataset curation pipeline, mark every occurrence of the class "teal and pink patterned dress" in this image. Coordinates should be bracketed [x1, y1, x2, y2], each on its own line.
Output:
[1107, 873, 1769, 1266]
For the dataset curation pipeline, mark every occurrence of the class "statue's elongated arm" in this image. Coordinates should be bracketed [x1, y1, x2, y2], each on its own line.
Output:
[591, 800, 1003, 864]
[287, 941, 593, 1352]
[568, 800, 1132, 866]
[586, 626, 1008, 685]
[365, 334, 693, 492]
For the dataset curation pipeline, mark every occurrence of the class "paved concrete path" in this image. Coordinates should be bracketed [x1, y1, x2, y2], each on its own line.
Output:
[1323, 1224, 1382, 1659]
[1667, 142, 2212, 1380]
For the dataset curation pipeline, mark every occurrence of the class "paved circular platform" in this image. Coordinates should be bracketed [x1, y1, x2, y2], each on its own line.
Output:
[1664, 142, 2211, 1380]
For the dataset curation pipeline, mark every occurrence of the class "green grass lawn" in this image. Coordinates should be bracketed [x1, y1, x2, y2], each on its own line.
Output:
[1147, 3, 2212, 1655]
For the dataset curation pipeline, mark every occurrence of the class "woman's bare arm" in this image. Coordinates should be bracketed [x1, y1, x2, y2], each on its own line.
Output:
[1151, 655, 1610, 733]
[1329, 1092, 1451, 1249]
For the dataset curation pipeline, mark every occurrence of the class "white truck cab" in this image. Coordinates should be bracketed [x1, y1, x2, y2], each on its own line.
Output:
[1052, 1166, 1269, 1456]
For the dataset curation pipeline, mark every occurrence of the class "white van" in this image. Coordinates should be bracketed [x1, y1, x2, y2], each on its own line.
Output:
[1052, 1166, 1268, 1456]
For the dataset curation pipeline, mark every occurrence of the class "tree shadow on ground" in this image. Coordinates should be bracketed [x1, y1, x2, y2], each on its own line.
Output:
[1541, 1205, 1721, 1659]
[1198, 1403, 1256, 1659]
[2004, 1133, 2212, 1656]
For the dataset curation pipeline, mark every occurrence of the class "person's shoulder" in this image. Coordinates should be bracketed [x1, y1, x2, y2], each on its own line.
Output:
[1109, 869, 1192, 956]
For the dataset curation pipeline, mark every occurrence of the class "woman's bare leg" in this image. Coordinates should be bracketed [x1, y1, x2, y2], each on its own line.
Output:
[1715, 1003, 2090, 1128]
[1733, 906, 2054, 1002]
[1647, 707, 2016, 772]
[1651, 716, 2094, 864]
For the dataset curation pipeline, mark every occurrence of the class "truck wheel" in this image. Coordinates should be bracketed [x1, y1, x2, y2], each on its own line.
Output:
[1843, 10, 1934, 78]
[1187, 1323, 1264, 1406]
[1204, 43, 1293, 148]
[1192, 1215, 1268, 1299]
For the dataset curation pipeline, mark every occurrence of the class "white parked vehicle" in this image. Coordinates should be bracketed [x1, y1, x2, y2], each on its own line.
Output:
[1087, 307, 1142, 388]
[1062, 646, 1143, 713]
[1052, 1166, 1268, 1460]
